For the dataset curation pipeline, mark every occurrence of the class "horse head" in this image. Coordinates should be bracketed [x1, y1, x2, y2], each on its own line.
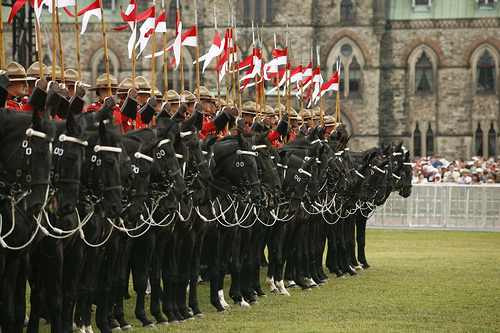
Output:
[51, 111, 88, 216]
[0, 110, 55, 214]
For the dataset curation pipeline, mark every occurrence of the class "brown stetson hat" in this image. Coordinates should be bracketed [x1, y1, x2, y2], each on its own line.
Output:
[265, 105, 276, 117]
[300, 109, 311, 120]
[6, 61, 36, 82]
[194, 86, 213, 101]
[88, 73, 118, 91]
[117, 78, 136, 94]
[153, 87, 164, 101]
[47, 66, 63, 81]
[323, 115, 335, 126]
[64, 69, 91, 87]
[289, 107, 301, 120]
[181, 91, 196, 104]
[135, 76, 152, 94]
[241, 101, 257, 115]
[27, 62, 49, 78]
[166, 89, 181, 104]
[274, 104, 286, 114]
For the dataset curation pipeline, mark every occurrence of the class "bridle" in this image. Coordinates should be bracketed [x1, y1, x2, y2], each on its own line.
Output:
[0, 128, 54, 204]
[81, 144, 122, 206]
[50, 134, 88, 196]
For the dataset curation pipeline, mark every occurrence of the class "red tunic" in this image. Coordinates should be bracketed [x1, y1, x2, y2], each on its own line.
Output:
[268, 129, 282, 148]
[6, 94, 23, 110]
[198, 117, 218, 139]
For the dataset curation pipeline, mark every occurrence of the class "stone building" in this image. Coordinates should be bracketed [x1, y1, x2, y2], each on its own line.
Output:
[2, 0, 499, 159]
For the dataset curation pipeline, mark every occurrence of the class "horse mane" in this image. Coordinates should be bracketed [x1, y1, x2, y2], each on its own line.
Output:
[280, 136, 312, 150]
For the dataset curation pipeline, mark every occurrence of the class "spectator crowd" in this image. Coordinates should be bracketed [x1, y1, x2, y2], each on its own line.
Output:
[411, 155, 500, 185]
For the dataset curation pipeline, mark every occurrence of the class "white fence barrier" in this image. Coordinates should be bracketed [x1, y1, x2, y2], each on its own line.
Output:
[367, 184, 500, 230]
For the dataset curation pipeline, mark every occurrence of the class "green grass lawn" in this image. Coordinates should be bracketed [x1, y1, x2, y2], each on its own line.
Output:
[35, 229, 500, 332]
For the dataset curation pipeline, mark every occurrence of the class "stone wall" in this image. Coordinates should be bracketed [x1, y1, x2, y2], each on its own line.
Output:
[3, 0, 499, 158]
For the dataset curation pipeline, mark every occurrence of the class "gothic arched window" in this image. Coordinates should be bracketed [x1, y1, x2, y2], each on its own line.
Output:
[244, 0, 251, 21]
[168, 1, 181, 26]
[488, 124, 496, 157]
[477, 51, 495, 93]
[266, 0, 274, 21]
[349, 57, 360, 93]
[475, 124, 483, 156]
[340, 0, 354, 22]
[426, 126, 434, 156]
[413, 123, 422, 157]
[255, 0, 263, 21]
[415, 52, 433, 92]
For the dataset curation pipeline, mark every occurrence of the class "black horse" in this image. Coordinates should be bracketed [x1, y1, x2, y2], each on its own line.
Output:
[0, 109, 55, 331]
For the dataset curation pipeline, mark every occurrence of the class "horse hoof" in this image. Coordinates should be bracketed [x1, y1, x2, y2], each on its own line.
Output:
[121, 325, 134, 331]
[249, 300, 259, 306]
[144, 324, 157, 329]
[111, 327, 122, 332]
[217, 309, 227, 313]
[362, 265, 372, 269]
[74, 326, 85, 333]
[270, 288, 279, 293]
[186, 317, 195, 321]
[157, 322, 169, 326]
[321, 279, 329, 283]
[258, 294, 267, 298]
[302, 287, 312, 291]
[85, 326, 95, 333]
[281, 290, 291, 296]
[337, 275, 346, 279]
[194, 313, 205, 319]
[168, 320, 179, 324]
[238, 300, 251, 308]
[354, 265, 363, 271]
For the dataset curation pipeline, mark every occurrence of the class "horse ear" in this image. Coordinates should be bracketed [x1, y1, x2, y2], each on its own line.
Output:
[66, 109, 78, 136]
[237, 130, 246, 147]
[404, 150, 410, 161]
[259, 130, 270, 143]
[98, 120, 108, 142]
[207, 134, 218, 148]
[32, 108, 42, 130]
[318, 144, 325, 157]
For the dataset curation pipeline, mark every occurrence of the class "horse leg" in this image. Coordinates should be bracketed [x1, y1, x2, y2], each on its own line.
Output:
[149, 241, 167, 325]
[112, 236, 134, 330]
[217, 228, 233, 309]
[62, 239, 85, 333]
[292, 223, 310, 290]
[229, 228, 248, 306]
[252, 226, 267, 298]
[189, 236, 205, 317]
[356, 214, 370, 269]
[338, 220, 357, 276]
[205, 229, 225, 312]
[14, 253, 30, 332]
[1, 259, 20, 331]
[95, 234, 118, 333]
[240, 228, 257, 304]
[46, 242, 63, 333]
[345, 215, 359, 268]
[130, 233, 156, 327]
[316, 224, 329, 281]
[177, 230, 195, 320]
[27, 252, 43, 333]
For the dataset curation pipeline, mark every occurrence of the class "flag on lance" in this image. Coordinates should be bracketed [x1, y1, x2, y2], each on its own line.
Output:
[320, 71, 339, 97]
[135, 7, 156, 58]
[63, 0, 102, 35]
